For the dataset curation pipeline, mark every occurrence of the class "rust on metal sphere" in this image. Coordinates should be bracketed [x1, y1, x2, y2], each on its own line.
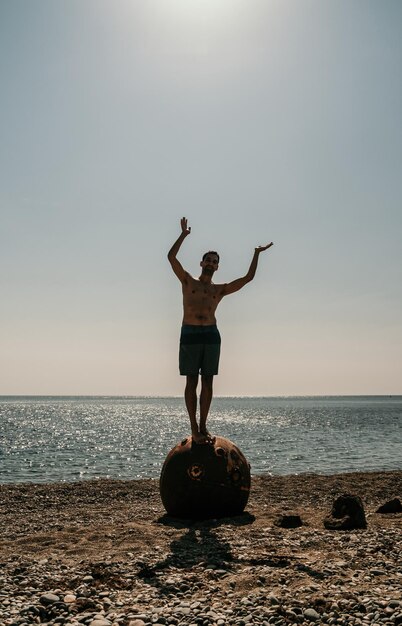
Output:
[160, 436, 251, 519]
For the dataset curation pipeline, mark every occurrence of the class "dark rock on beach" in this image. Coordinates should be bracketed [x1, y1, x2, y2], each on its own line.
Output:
[274, 513, 304, 528]
[324, 493, 367, 530]
[376, 497, 402, 513]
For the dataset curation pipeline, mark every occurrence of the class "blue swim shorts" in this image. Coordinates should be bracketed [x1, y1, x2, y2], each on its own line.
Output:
[179, 325, 221, 376]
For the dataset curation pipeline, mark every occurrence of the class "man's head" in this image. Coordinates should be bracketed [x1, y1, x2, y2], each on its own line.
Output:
[200, 251, 220, 275]
[202, 250, 220, 263]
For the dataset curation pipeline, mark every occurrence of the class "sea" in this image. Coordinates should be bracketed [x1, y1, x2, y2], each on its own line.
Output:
[0, 396, 401, 484]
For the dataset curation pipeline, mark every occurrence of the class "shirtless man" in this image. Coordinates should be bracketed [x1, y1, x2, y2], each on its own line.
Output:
[168, 217, 273, 444]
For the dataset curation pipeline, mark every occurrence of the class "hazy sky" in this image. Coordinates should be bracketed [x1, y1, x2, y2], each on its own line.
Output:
[1, 0, 401, 396]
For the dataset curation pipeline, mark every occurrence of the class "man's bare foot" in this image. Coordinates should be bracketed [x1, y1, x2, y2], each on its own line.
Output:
[191, 431, 208, 444]
[200, 428, 216, 444]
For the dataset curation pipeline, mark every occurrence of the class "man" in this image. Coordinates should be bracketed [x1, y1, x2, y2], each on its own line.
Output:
[168, 217, 273, 444]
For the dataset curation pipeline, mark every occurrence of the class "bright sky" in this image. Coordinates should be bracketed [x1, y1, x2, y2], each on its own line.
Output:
[1, 0, 401, 396]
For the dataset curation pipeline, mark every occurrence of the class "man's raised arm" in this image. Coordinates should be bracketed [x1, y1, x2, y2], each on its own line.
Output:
[167, 217, 191, 282]
[222, 243, 273, 296]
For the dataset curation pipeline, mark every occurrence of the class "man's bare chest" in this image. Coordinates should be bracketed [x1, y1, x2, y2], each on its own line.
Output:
[183, 280, 221, 304]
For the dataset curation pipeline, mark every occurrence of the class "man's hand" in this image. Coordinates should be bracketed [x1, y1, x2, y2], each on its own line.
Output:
[255, 242, 273, 253]
[181, 217, 191, 236]
[168, 218, 191, 282]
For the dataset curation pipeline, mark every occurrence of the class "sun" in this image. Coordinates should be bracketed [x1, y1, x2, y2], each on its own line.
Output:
[143, 0, 245, 36]
[114, 0, 259, 83]
[139, 0, 247, 60]
[157, 0, 239, 22]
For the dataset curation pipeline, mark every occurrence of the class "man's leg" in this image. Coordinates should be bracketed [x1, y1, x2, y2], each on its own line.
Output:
[185, 375, 207, 444]
[199, 375, 214, 440]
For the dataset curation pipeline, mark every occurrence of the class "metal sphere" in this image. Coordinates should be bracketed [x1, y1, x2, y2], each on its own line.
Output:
[160, 436, 251, 519]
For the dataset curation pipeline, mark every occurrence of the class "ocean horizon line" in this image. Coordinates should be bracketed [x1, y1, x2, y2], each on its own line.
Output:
[1, 393, 401, 399]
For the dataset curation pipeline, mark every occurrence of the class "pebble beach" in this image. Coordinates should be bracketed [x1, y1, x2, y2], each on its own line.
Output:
[1, 471, 401, 626]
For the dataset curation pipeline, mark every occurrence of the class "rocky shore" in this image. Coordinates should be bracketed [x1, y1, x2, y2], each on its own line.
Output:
[1, 471, 401, 626]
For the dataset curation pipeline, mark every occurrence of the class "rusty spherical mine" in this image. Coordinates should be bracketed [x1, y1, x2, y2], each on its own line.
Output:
[159, 436, 251, 519]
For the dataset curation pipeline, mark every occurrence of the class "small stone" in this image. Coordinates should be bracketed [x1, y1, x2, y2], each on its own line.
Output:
[40, 593, 61, 605]
[385, 606, 396, 615]
[290, 606, 303, 615]
[268, 594, 280, 605]
[304, 608, 320, 621]
[174, 607, 191, 615]
[64, 594, 77, 603]
[389, 601, 401, 608]
[190, 602, 201, 609]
